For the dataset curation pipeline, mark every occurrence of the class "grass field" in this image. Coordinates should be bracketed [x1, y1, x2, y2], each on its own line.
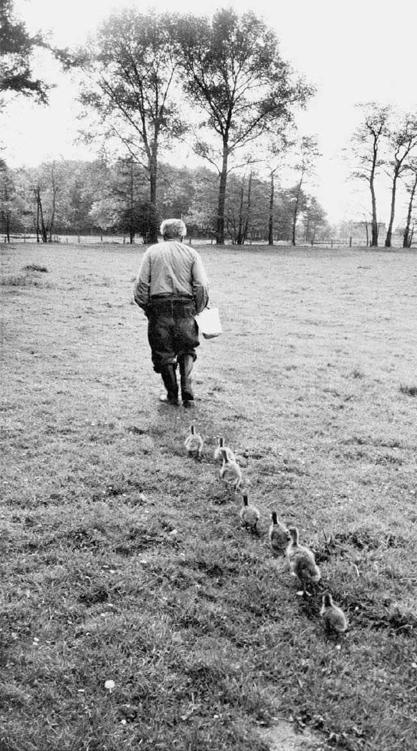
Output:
[1, 242, 417, 751]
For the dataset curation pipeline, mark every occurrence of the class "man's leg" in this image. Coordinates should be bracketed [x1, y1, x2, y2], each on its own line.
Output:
[148, 308, 178, 405]
[176, 306, 200, 407]
[178, 353, 195, 407]
[159, 363, 179, 404]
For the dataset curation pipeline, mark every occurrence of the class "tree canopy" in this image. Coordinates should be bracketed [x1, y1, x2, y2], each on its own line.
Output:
[77, 9, 186, 243]
[0, 0, 49, 103]
[175, 8, 314, 243]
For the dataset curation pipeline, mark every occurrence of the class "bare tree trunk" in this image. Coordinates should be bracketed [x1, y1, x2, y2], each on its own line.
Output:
[242, 171, 252, 243]
[48, 166, 57, 243]
[403, 172, 417, 248]
[129, 159, 135, 244]
[148, 149, 159, 244]
[385, 169, 399, 247]
[236, 183, 244, 245]
[291, 178, 303, 246]
[4, 212, 11, 243]
[35, 186, 48, 243]
[1, 181, 11, 242]
[369, 142, 379, 246]
[369, 181, 378, 246]
[268, 171, 275, 246]
[216, 142, 229, 245]
[364, 221, 369, 246]
[35, 194, 40, 243]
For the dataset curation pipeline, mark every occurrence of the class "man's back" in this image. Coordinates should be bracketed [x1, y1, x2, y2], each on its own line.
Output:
[144, 240, 202, 298]
[134, 239, 208, 312]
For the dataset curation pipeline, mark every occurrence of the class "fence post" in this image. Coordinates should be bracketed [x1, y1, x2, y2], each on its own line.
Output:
[349, 236, 352, 247]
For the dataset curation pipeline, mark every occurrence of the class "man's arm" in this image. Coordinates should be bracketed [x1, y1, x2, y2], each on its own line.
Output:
[191, 254, 209, 314]
[133, 252, 151, 311]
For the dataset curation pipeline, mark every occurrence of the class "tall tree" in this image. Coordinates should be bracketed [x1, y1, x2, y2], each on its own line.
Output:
[384, 113, 417, 247]
[402, 159, 417, 248]
[302, 195, 328, 244]
[20, 161, 72, 241]
[112, 158, 147, 243]
[183, 168, 218, 239]
[0, 158, 19, 240]
[76, 9, 186, 244]
[262, 132, 294, 245]
[175, 8, 313, 244]
[158, 163, 195, 219]
[289, 135, 320, 245]
[350, 103, 391, 247]
[86, 158, 148, 240]
[0, 0, 49, 103]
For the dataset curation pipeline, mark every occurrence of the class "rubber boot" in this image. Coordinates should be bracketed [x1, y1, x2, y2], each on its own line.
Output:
[159, 364, 179, 405]
[179, 354, 195, 407]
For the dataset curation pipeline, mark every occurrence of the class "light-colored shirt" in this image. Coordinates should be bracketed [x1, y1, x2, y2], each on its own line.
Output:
[133, 240, 209, 314]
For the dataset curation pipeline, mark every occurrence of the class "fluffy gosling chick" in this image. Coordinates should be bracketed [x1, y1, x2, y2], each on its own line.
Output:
[213, 436, 235, 463]
[320, 593, 348, 634]
[291, 554, 321, 594]
[286, 526, 321, 594]
[219, 447, 242, 489]
[269, 511, 290, 556]
[286, 526, 317, 565]
[239, 494, 260, 533]
[184, 424, 204, 459]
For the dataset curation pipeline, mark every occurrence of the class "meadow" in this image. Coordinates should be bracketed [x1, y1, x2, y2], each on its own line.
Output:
[1, 241, 417, 751]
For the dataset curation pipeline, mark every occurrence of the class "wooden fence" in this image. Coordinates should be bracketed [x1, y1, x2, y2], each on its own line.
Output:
[2, 233, 415, 248]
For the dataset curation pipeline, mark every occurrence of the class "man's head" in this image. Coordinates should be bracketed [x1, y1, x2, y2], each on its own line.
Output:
[160, 218, 187, 241]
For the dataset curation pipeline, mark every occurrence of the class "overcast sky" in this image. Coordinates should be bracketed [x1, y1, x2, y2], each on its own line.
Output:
[4, 0, 417, 224]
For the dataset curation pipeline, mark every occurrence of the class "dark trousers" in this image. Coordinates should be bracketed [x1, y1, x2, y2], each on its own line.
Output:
[147, 297, 199, 373]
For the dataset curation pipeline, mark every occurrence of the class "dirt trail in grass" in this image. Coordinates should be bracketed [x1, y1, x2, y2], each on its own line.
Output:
[1, 243, 417, 751]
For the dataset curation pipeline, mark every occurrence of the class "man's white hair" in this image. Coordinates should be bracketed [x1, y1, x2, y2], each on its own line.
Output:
[160, 218, 187, 239]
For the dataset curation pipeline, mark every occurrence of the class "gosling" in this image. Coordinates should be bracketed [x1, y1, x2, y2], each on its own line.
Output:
[320, 593, 348, 634]
[214, 437, 235, 463]
[269, 511, 290, 556]
[239, 494, 260, 533]
[219, 447, 242, 490]
[286, 526, 321, 594]
[184, 424, 204, 459]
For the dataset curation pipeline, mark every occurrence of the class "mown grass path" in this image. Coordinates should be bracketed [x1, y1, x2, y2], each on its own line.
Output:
[1, 243, 417, 750]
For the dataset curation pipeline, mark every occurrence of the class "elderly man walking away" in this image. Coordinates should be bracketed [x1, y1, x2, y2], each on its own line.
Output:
[133, 218, 209, 408]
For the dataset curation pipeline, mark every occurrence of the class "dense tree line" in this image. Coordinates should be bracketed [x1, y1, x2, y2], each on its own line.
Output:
[4, 3, 413, 246]
[1, 3, 327, 245]
[0, 157, 330, 244]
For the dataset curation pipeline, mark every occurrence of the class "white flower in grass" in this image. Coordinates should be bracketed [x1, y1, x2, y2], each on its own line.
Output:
[104, 679, 115, 692]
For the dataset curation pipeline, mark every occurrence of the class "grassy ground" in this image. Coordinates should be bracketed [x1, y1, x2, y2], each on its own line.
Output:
[1, 242, 417, 751]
